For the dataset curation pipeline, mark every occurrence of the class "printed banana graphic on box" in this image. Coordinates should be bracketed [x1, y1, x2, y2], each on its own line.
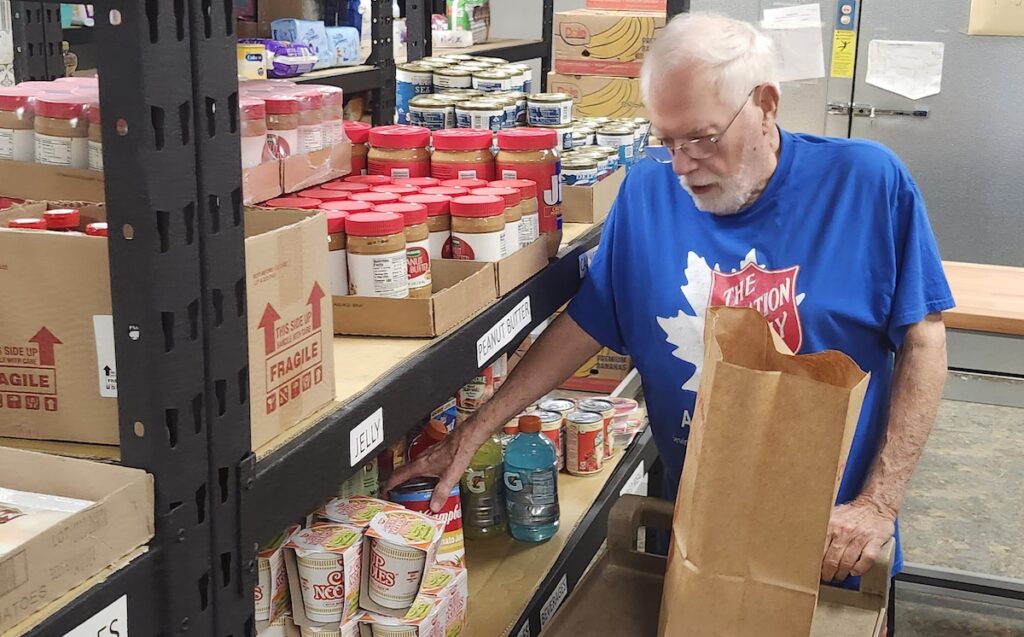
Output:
[554, 9, 666, 77]
[548, 72, 648, 119]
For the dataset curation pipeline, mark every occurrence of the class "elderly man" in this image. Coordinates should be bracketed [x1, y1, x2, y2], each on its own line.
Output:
[388, 12, 953, 634]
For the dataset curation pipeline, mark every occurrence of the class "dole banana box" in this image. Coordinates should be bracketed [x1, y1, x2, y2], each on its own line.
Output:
[419, 565, 469, 637]
[554, 9, 666, 77]
[547, 72, 648, 120]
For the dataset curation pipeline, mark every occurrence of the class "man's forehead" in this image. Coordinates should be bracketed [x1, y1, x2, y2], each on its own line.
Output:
[647, 72, 730, 138]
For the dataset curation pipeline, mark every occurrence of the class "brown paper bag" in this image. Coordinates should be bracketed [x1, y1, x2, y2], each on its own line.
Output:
[658, 307, 870, 637]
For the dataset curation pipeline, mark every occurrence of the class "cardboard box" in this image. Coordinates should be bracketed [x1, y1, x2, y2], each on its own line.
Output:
[0, 205, 335, 449]
[358, 509, 445, 618]
[0, 447, 154, 634]
[547, 72, 648, 120]
[561, 346, 633, 393]
[419, 565, 468, 637]
[562, 166, 625, 224]
[586, 0, 666, 11]
[0, 160, 105, 202]
[244, 160, 284, 206]
[489, 237, 548, 296]
[282, 143, 353, 194]
[285, 524, 363, 627]
[554, 9, 665, 77]
[358, 596, 448, 637]
[332, 260, 497, 338]
[255, 524, 300, 626]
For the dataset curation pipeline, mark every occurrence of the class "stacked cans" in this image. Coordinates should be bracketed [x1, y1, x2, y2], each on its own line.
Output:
[560, 116, 652, 186]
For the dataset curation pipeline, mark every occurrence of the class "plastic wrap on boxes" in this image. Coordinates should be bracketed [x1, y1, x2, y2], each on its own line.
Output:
[272, 18, 336, 69]
[241, 39, 317, 77]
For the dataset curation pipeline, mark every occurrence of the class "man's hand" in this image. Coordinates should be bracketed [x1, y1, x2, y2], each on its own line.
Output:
[821, 497, 896, 583]
[382, 425, 481, 513]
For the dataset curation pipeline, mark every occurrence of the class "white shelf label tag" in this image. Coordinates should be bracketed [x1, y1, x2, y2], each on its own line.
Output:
[477, 296, 531, 367]
[579, 245, 598, 278]
[350, 408, 384, 466]
[620, 462, 648, 496]
[515, 622, 531, 637]
[540, 573, 568, 628]
[63, 595, 127, 637]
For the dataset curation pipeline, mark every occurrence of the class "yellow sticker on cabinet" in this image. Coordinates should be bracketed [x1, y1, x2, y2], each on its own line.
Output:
[831, 30, 856, 78]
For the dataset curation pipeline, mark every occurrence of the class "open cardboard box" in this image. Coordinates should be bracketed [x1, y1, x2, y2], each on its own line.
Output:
[282, 142, 352, 194]
[332, 260, 498, 338]
[562, 167, 624, 224]
[0, 160, 105, 202]
[0, 204, 335, 449]
[243, 159, 284, 205]
[0, 447, 154, 634]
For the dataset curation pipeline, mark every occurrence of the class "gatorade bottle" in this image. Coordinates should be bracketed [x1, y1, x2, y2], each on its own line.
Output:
[460, 434, 506, 539]
[503, 414, 559, 542]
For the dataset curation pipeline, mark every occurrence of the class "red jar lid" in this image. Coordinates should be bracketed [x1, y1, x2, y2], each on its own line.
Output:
[264, 197, 322, 209]
[0, 197, 25, 210]
[326, 210, 348, 234]
[290, 89, 324, 110]
[350, 191, 401, 205]
[35, 94, 90, 120]
[497, 128, 557, 151]
[368, 124, 431, 149]
[264, 95, 300, 115]
[401, 194, 450, 216]
[344, 120, 371, 144]
[441, 178, 488, 190]
[322, 200, 373, 214]
[374, 202, 428, 226]
[323, 181, 371, 194]
[372, 183, 420, 195]
[7, 217, 47, 229]
[472, 186, 521, 207]
[432, 128, 493, 151]
[299, 187, 350, 201]
[0, 87, 40, 112]
[393, 177, 440, 189]
[422, 186, 468, 198]
[241, 97, 266, 121]
[15, 81, 73, 93]
[86, 222, 109, 237]
[87, 101, 101, 124]
[450, 195, 505, 218]
[43, 208, 80, 230]
[489, 179, 537, 199]
[345, 211, 405, 237]
[345, 174, 392, 186]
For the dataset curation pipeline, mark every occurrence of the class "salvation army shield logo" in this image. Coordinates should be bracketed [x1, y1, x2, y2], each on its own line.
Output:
[709, 262, 803, 352]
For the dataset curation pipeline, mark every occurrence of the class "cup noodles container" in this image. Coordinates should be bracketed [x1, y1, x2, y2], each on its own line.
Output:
[321, 496, 403, 529]
[357, 595, 448, 637]
[533, 409, 565, 471]
[286, 524, 364, 624]
[261, 614, 298, 637]
[256, 524, 301, 622]
[300, 623, 347, 637]
[418, 565, 468, 637]
[359, 509, 444, 616]
[388, 478, 465, 566]
[578, 397, 616, 460]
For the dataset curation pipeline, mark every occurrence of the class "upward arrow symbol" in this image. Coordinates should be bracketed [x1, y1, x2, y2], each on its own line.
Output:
[29, 327, 62, 366]
[257, 304, 281, 355]
[307, 282, 326, 330]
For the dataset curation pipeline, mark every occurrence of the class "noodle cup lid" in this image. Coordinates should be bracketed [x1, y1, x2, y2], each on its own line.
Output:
[366, 509, 444, 549]
[287, 524, 362, 556]
[322, 496, 401, 528]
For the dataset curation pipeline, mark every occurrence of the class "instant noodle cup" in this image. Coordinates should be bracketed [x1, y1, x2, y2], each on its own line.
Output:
[360, 509, 445, 616]
[287, 524, 363, 623]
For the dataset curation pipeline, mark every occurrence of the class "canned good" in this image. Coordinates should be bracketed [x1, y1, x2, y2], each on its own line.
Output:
[472, 69, 513, 92]
[561, 156, 599, 186]
[456, 368, 495, 412]
[505, 63, 533, 93]
[489, 95, 517, 129]
[566, 411, 605, 475]
[571, 131, 588, 148]
[420, 56, 456, 66]
[596, 126, 635, 168]
[475, 56, 509, 65]
[455, 99, 505, 132]
[396, 63, 435, 124]
[579, 397, 615, 460]
[574, 125, 596, 146]
[499, 66, 527, 93]
[443, 88, 485, 99]
[536, 124, 573, 152]
[632, 117, 651, 147]
[389, 478, 465, 565]
[492, 90, 527, 126]
[574, 148, 611, 175]
[408, 95, 454, 131]
[527, 93, 574, 127]
[440, 53, 474, 62]
[433, 67, 473, 92]
[539, 398, 575, 417]
[534, 409, 565, 471]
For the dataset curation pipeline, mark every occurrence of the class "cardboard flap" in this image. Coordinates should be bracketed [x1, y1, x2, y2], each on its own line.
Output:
[0, 160, 106, 202]
[282, 142, 353, 193]
[0, 447, 149, 500]
[494, 238, 548, 295]
[243, 160, 284, 205]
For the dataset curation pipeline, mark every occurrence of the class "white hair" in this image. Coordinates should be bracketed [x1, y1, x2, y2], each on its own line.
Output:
[641, 12, 778, 109]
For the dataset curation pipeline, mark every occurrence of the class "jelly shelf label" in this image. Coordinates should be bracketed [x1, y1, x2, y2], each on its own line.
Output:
[350, 407, 384, 466]
[477, 296, 532, 367]
[63, 595, 127, 637]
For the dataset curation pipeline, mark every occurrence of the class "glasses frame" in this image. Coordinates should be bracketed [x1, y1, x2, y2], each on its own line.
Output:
[647, 86, 759, 163]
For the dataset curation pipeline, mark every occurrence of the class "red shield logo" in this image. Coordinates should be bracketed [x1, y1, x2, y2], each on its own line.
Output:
[709, 263, 803, 352]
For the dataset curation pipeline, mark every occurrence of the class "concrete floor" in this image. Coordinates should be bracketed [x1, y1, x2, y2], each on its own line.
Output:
[895, 398, 1024, 635]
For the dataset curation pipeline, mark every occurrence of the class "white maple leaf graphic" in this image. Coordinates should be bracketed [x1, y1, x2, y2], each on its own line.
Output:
[657, 249, 805, 392]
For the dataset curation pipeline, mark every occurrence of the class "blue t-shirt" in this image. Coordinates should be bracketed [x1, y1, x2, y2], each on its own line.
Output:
[568, 129, 955, 578]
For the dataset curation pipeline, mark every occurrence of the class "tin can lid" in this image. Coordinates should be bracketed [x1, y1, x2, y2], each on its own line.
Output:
[471, 186, 520, 207]
[264, 196, 322, 210]
[262, 95, 299, 115]
[323, 181, 371, 194]
[350, 191, 401, 205]
[343, 120, 371, 144]
[440, 178, 488, 190]
[321, 200, 373, 214]
[345, 174, 392, 186]
[240, 97, 266, 121]
[35, 94, 91, 120]
[400, 194, 450, 216]
[7, 218, 48, 229]
[422, 186, 469, 198]
[449, 195, 504, 218]
[368, 124, 431, 149]
[298, 187, 350, 201]
[326, 210, 348, 234]
[344, 211, 405, 237]
[431, 128, 492, 151]
[497, 128, 557, 151]
[43, 208, 80, 229]
[394, 177, 441, 189]
[568, 410, 603, 425]
[488, 179, 537, 199]
[374, 202, 428, 226]
[85, 222, 109, 237]
[372, 183, 421, 195]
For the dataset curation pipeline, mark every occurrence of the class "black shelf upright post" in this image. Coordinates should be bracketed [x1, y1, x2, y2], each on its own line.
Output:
[369, 0, 396, 123]
[405, 0, 432, 62]
[541, 0, 553, 90]
[10, 1, 64, 81]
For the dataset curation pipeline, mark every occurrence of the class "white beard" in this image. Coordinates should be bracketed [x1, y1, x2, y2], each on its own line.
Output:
[678, 148, 767, 216]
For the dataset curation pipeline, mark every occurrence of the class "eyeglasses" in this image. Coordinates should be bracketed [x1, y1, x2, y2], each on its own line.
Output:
[643, 87, 757, 164]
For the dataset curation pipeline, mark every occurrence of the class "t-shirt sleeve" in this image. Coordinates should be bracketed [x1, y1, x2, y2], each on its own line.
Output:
[886, 165, 956, 349]
[568, 200, 629, 354]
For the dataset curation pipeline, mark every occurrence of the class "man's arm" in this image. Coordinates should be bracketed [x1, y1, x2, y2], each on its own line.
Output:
[822, 312, 947, 582]
[383, 312, 603, 510]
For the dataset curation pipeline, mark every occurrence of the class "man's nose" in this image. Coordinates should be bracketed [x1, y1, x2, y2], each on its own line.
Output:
[672, 150, 700, 176]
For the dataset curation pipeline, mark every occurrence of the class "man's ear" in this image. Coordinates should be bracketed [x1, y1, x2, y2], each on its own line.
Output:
[756, 84, 781, 133]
